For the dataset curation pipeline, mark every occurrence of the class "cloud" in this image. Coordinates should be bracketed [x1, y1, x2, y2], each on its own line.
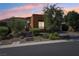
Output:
[15, 13, 32, 17]
[16, 12, 43, 17]
[64, 7, 79, 14]
[2, 3, 79, 20]
[0, 3, 45, 20]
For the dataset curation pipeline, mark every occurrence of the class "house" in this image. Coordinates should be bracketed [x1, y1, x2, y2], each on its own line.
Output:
[0, 14, 45, 30]
[0, 14, 69, 31]
[25, 14, 69, 31]
[25, 14, 44, 29]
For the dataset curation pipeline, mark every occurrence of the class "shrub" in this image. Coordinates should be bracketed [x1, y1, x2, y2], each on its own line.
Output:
[30, 28, 40, 36]
[7, 19, 27, 33]
[0, 26, 9, 36]
[49, 32, 60, 40]
[0, 22, 7, 26]
[0, 26, 9, 40]
[6, 19, 27, 37]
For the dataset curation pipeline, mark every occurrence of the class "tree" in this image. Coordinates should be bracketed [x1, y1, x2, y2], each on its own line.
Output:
[65, 11, 79, 31]
[43, 4, 64, 32]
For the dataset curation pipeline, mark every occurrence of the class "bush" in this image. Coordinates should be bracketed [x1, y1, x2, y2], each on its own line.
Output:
[30, 28, 40, 36]
[0, 26, 9, 40]
[0, 22, 7, 26]
[0, 26, 9, 36]
[49, 32, 60, 40]
[7, 19, 27, 33]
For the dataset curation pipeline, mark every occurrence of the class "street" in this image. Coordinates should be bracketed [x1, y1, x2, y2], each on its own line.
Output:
[0, 41, 79, 56]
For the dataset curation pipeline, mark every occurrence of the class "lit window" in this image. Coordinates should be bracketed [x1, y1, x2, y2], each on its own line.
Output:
[38, 21, 44, 29]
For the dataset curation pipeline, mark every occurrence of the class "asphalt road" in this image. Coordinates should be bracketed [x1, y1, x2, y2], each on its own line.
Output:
[0, 41, 79, 56]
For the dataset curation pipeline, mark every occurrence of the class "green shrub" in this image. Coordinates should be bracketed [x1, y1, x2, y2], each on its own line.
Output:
[49, 32, 60, 40]
[0, 26, 8, 36]
[7, 19, 27, 33]
[0, 22, 7, 26]
[6, 19, 27, 37]
[30, 28, 40, 36]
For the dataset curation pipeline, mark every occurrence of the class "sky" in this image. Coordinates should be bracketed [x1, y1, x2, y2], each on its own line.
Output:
[0, 3, 79, 20]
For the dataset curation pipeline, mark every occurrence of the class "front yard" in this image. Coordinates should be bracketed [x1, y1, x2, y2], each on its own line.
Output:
[0, 31, 79, 45]
[0, 31, 60, 45]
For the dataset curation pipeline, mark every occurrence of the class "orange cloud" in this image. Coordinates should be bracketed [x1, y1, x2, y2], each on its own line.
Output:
[64, 7, 79, 14]
[17, 11, 43, 17]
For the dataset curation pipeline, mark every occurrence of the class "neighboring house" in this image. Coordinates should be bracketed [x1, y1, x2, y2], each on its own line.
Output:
[0, 17, 27, 30]
[0, 17, 26, 23]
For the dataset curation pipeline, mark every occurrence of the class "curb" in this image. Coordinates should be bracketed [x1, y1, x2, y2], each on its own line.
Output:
[0, 40, 76, 49]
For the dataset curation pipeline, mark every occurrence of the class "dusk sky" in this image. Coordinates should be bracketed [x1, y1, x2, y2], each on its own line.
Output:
[0, 3, 79, 20]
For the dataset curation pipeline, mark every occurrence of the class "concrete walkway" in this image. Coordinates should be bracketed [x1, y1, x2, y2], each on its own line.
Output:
[0, 40, 77, 49]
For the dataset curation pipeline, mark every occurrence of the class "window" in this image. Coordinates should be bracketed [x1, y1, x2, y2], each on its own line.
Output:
[38, 21, 44, 29]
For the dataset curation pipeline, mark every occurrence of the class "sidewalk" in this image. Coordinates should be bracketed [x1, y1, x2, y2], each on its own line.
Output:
[0, 40, 76, 49]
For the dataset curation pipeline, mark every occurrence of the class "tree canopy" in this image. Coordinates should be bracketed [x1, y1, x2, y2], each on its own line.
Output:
[43, 4, 64, 32]
[65, 11, 79, 31]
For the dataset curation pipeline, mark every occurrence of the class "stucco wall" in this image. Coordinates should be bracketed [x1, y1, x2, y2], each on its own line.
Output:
[30, 14, 44, 29]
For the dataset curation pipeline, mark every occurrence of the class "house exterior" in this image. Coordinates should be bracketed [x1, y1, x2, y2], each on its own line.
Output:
[26, 14, 44, 29]
[0, 14, 69, 31]
[0, 14, 45, 30]
[25, 14, 69, 31]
